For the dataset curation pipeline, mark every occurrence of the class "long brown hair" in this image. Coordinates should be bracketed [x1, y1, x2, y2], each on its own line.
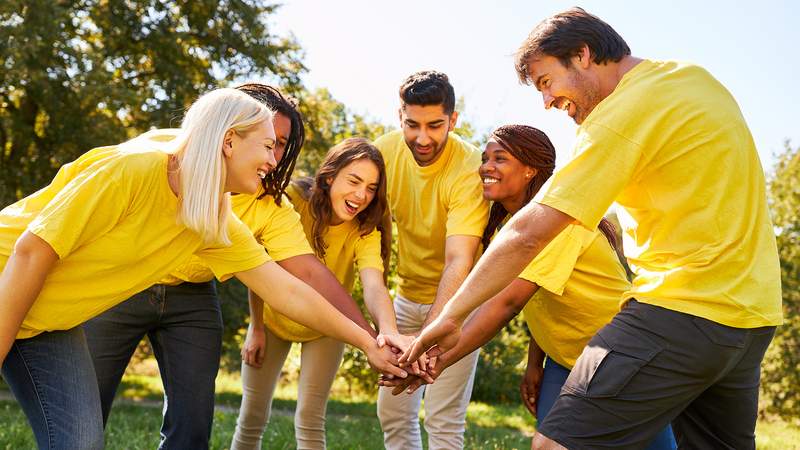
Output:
[294, 138, 389, 260]
[480, 124, 623, 259]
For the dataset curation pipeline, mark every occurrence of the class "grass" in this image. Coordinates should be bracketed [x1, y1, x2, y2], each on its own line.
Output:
[2, 369, 799, 449]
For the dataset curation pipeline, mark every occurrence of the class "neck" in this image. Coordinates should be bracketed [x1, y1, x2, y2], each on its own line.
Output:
[500, 192, 529, 215]
[598, 55, 643, 99]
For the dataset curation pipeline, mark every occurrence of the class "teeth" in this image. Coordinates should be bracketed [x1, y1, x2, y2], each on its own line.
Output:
[345, 200, 359, 209]
[483, 177, 498, 184]
[257, 170, 266, 179]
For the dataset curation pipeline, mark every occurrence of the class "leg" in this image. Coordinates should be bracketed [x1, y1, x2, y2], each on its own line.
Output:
[294, 336, 345, 450]
[377, 295, 426, 450]
[84, 288, 157, 425]
[231, 327, 292, 450]
[671, 323, 775, 450]
[2, 328, 104, 450]
[538, 301, 771, 450]
[147, 282, 223, 450]
[422, 347, 480, 450]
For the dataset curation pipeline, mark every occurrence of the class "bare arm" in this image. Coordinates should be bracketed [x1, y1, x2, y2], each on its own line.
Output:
[400, 203, 572, 364]
[360, 267, 398, 335]
[0, 232, 59, 365]
[277, 253, 378, 337]
[421, 234, 481, 329]
[235, 261, 407, 378]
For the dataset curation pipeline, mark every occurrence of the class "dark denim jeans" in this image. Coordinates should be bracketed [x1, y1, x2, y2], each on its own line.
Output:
[537, 357, 677, 450]
[83, 281, 222, 450]
[1, 327, 105, 449]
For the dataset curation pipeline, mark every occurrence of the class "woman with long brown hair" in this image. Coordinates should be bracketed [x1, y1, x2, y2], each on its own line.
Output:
[232, 138, 409, 450]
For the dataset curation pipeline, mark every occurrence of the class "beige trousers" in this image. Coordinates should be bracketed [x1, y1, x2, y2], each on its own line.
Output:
[377, 295, 480, 450]
[231, 327, 345, 450]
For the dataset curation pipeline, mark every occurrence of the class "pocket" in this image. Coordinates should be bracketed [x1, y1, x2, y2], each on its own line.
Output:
[563, 325, 662, 399]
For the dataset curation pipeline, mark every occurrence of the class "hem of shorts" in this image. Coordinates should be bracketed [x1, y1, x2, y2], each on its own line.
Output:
[538, 422, 581, 450]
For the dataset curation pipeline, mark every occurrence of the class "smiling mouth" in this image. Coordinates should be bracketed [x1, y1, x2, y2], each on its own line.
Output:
[344, 200, 360, 215]
[482, 177, 499, 185]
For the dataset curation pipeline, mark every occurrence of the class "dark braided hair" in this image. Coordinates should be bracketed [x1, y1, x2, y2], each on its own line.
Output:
[235, 83, 304, 206]
[480, 124, 623, 258]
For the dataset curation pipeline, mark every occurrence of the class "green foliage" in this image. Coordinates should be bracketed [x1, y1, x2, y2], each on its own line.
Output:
[0, 0, 303, 205]
[761, 141, 800, 423]
[472, 314, 530, 403]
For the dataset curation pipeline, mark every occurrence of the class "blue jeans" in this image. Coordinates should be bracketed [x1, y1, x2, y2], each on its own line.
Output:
[1, 327, 105, 449]
[83, 281, 222, 450]
[537, 357, 677, 450]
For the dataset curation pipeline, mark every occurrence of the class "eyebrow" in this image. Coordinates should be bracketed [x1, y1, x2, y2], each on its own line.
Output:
[404, 119, 446, 126]
[348, 173, 364, 182]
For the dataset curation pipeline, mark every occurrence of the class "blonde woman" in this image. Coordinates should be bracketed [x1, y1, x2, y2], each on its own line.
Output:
[0, 89, 405, 449]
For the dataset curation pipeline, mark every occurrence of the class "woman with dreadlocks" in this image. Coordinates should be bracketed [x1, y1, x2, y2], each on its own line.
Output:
[84, 84, 400, 449]
[383, 124, 676, 450]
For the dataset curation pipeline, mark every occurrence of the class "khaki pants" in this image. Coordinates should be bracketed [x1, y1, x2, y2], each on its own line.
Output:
[377, 295, 480, 450]
[231, 327, 345, 450]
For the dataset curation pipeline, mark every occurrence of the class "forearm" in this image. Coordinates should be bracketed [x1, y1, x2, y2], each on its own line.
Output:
[440, 298, 521, 370]
[237, 262, 373, 351]
[526, 337, 546, 369]
[362, 279, 398, 334]
[248, 290, 265, 331]
[440, 203, 571, 323]
[0, 232, 58, 364]
[280, 255, 377, 337]
[422, 256, 472, 329]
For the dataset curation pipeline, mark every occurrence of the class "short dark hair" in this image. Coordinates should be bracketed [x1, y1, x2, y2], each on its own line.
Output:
[235, 83, 305, 205]
[398, 71, 456, 115]
[514, 7, 631, 84]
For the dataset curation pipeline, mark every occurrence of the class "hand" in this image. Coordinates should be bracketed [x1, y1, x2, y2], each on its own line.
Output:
[365, 339, 408, 380]
[398, 315, 461, 368]
[377, 332, 429, 374]
[520, 359, 544, 418]
[241, 323, 266, 368]
[382, 347, 445, 395]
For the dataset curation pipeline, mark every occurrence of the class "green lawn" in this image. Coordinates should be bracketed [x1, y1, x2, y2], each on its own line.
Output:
[1, 371, 799, 449]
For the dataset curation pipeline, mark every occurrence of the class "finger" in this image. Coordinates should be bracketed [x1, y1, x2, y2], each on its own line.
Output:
[399, 340, 425, 366]
[382, 363, 408, 379]
[376, 335, 386, 347]
[256, 346, 264, 366]
[406, 378, 424, 394]
[428, 354, 437, 369]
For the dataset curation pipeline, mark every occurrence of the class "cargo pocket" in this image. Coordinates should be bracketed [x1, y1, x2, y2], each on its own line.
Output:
[563, 325, 662, 399]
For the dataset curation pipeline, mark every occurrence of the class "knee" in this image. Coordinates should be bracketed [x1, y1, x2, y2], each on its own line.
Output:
[531, 432, 566, 450]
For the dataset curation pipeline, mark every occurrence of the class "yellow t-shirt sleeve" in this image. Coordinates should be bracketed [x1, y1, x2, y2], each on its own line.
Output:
[256, 196, 313, 261]
[354, 228, 384, 273]
[541, 123, 642, 230]
[195, 214, 271, 281]
[445, 169, 489, 238]
[518, 225, 584, 295]
[27, 158, 129, 259]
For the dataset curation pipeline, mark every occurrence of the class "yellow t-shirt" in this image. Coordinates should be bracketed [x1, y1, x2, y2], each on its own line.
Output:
[263, 183, 384, 342]
[540, 60, 782, 328]
[519, 223, 630, 368]
[0, 135, 270, 339]
[163, 188, 313, 284]
[374, 130, 489, 304]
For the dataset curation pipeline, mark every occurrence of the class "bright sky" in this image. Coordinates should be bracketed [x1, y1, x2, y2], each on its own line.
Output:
[271, 0, 799, 170]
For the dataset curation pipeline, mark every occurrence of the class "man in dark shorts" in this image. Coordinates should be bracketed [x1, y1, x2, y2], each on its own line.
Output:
[402, 7, 782, 449]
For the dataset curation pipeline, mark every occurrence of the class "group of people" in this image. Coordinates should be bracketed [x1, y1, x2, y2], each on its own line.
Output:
[0, 7, 781, 450]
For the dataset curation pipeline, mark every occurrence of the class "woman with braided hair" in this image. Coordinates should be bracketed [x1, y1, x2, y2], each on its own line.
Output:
[383, 124, 676, 449]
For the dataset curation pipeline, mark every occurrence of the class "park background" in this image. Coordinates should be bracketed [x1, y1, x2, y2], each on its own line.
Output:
[1, 1, 798, 448]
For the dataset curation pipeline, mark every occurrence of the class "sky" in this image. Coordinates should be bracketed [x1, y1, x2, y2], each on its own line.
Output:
[269, 0, 799, 171]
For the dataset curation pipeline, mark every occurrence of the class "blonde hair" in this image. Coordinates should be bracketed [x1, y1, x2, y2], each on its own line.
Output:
[171, 88, 272, 245]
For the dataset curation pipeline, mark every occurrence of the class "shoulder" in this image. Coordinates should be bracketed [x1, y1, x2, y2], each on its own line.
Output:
[446, 133, 483, 176]
[373, 130, 404, 156]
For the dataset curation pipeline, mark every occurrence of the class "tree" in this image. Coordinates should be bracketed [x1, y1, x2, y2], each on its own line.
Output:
[0, 0, 303, 204]
[761, 141, 800, 423]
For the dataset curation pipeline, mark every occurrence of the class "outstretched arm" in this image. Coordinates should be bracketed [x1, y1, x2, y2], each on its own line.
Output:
[0, 232, 59, 366]
[400, 203, 571, 364]
[236, 261, 407, 379]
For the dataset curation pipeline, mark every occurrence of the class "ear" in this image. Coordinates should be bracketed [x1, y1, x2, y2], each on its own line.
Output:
[222, 129, 235, 158]
[574, 45, 592, 69]
[448, 110, 459, 129]
[527, 167, 539, 179]
[398, 107, 404, 124]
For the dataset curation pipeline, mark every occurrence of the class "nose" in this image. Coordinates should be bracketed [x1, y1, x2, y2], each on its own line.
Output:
[264, 149, 277, 170]
[542, 91, 555, 109]
[354, 187, 366, 201]
[417, 129, 431, 146]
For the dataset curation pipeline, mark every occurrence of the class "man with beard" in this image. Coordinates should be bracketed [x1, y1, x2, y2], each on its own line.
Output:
[400, 8, 782, 450]
[374, 71, 489, 450]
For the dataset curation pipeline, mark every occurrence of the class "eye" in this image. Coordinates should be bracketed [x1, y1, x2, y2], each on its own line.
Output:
[367, 185, 377, 193]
